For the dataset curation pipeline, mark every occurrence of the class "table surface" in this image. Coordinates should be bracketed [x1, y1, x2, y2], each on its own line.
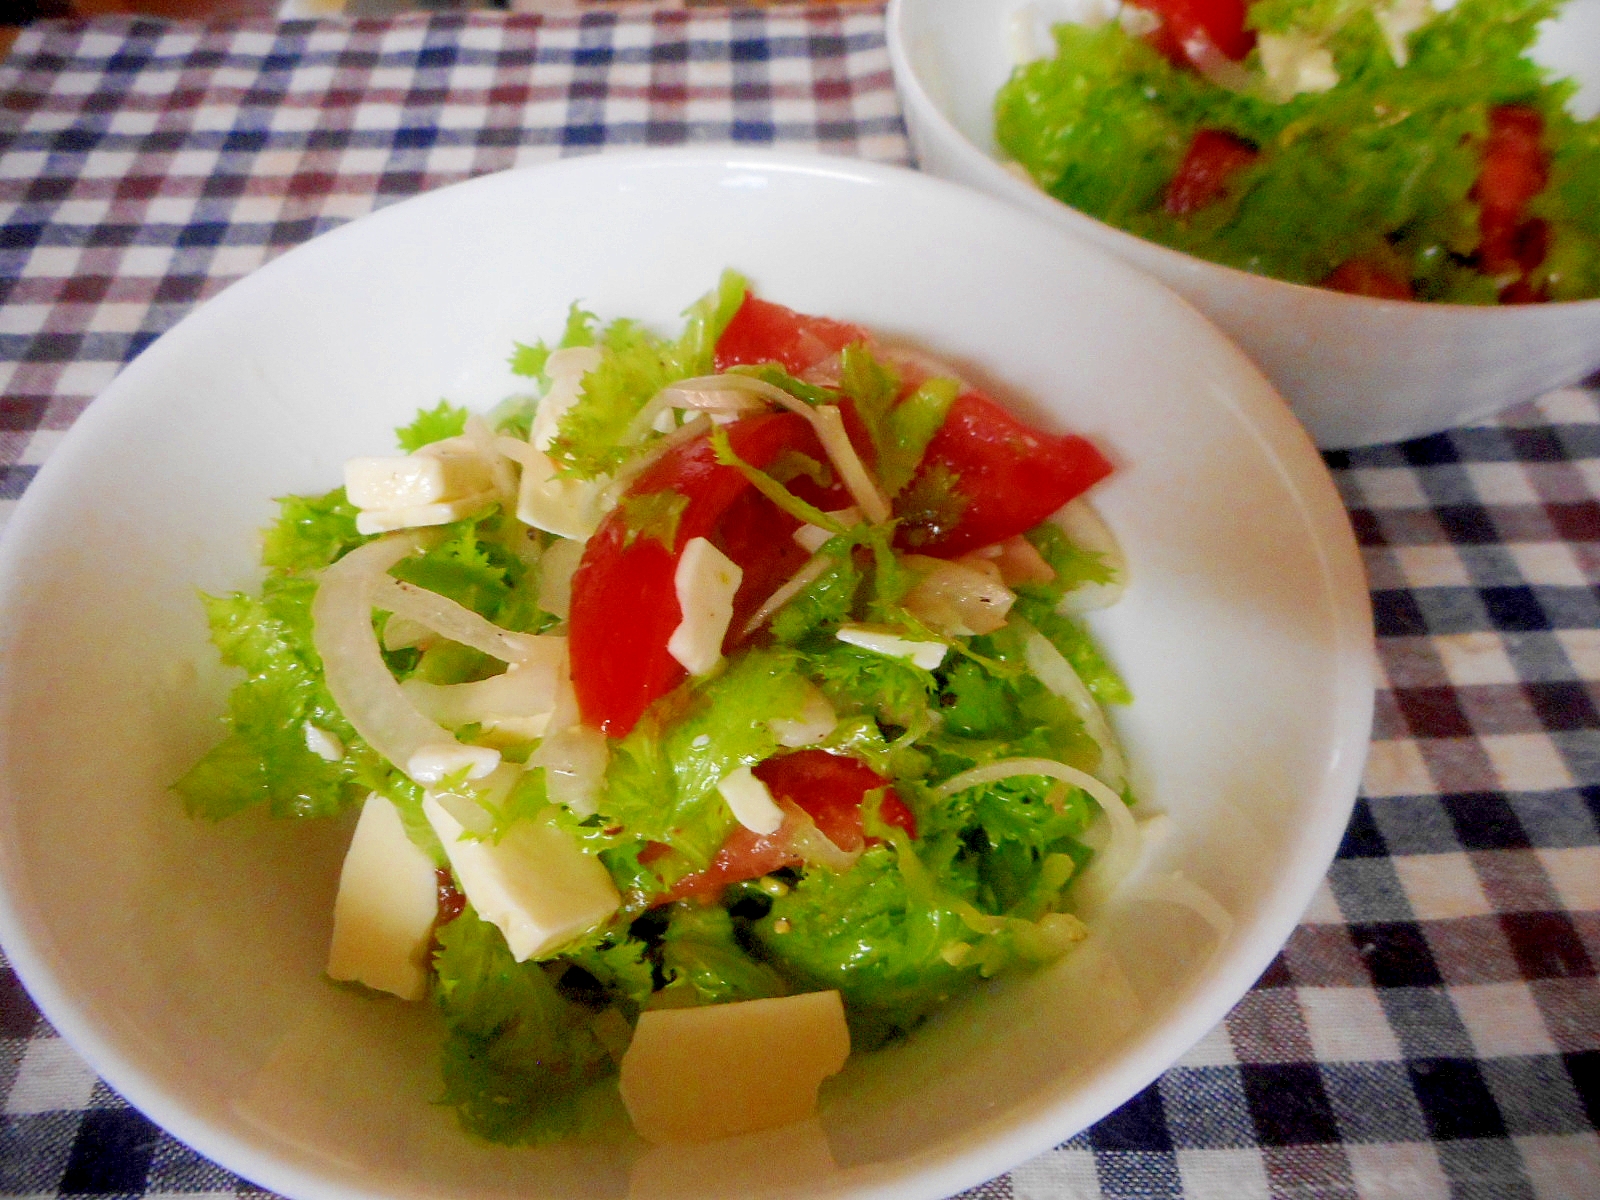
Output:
[0, 5, 1596, 1199]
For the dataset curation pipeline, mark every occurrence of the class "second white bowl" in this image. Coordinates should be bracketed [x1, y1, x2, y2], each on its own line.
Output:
[888, 0, 1600, 449]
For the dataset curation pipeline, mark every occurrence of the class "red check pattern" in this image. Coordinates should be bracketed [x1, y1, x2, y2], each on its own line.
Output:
[1, 8, 1597, 1199]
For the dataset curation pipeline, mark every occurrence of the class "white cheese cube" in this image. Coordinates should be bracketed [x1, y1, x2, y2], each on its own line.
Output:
[515, 447, 608, 540]
[353, 490, 498, 536]
[619, 991, 851, 1144]
[792, 507, 860, 554]
[422, 797, 619, 961]
[303, 722, 345, 762]
[344, 453, 494, 511]
[835, 623, 948, 671]
[326, 793, 439, 1001]
[1259, 33, 1339, 100]
[667, 537, 743, 677]
[717, 766, 784, 835]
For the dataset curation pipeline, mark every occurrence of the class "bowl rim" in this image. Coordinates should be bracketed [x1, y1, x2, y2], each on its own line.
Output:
[0, 145, 1376, 1200]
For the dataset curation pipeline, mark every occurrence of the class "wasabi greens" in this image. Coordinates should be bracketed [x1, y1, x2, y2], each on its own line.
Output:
[177, 274, 1130, 1145]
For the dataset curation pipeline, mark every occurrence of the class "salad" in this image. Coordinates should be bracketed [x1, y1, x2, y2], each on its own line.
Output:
[994, 0, 1600, 302]
[175, 272, 1134, 1145]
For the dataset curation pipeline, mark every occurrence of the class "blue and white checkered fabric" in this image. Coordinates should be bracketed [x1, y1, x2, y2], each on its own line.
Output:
[1, 8, 1596, 1198]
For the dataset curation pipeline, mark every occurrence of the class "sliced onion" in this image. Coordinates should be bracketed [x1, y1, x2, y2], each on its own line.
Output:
[463, 413, 518, 507]
[400, 657, 564, 729]
[778, 800, 861, 873]
[900, 556, 1015, 637]
[739, 553, 834, 638]
[531, 723, 609, 818]
[983, 535, 1056, 587]
[312, 532, 496, 784]
[933, 757, 1138, 899]
[428, 761, 522, 835]
[495, 435, 533, 466]
[667, 373, 805, 409]
[768, 683, 838, 749]
[687, 375, 893, 525]
[1016, 618, 1127, 792]
[380, 614, 434, 652]
[370, 573, 558, 665]
[624, 377, 771, 443]
[809, 404, 891, 525]
[537, 536, 585, 621]
[620, 371, 894, 526]
[1142, 871, 1235, 942]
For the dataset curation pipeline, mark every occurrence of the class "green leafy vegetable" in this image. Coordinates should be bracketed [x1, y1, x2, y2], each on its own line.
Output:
[433, 913, 621, 1145]
[395, 401, 469, 453]
[548, 272, 748, 479]
[995, 0, 1600, 301]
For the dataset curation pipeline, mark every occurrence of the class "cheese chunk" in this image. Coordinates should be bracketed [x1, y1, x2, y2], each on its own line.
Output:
[354, 490, 498, 536]
[717, 766, 783, 835]
[667, 537, 743, 677]
[1259, 33, 1339, 100]
[326, 793, 439, 1001]
[835, 623, 947, 670]
[423, 797, 619, 961]
[619, 992, 851, 1144]
[792, 507, 860, 554]
[345, 453, 494, 511]
[515, 447, 608, 539]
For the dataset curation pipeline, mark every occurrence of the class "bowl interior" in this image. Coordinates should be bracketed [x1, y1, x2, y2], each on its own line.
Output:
[0, 150, 1373, 1200]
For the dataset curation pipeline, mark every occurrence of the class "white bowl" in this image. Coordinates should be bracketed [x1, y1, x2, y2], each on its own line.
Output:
[887, 0, 1600, 449]
[0, 149, 1374, 1200]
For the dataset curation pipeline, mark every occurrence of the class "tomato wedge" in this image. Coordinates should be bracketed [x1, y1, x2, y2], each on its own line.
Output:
[575, 295, 1116, 733]
[753, 749, 917, 849]
[1130, 0, 1256, 68]
[896, 391, 1114, 558]
[1322, 259, 1416, 301]
[712, 296, 1114, 559]
[1164, 129, 1258, 216]
[714, 293, 867, 376]
[568, 412, 833, 735]
[662, 750, 916, 902]
[1473, 104, 1551, 301]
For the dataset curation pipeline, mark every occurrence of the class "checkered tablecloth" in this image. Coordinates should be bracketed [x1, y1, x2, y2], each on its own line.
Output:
[0, 6, 1596, 1198]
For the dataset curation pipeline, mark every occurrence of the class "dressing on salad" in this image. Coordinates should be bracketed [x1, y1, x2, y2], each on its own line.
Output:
[175, 272, 1133, 1146]
[995, 0, 1600, 303]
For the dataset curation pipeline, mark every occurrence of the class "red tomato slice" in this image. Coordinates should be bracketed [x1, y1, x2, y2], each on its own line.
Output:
[1164, 128, 1258, 216]
[1321, 259, 1416, 301]
[569, 412, 830, 736]
[753, 749, 917, 849]
[896, 391, 1114, 558]
[1131, 0, 1256, 67]
[1475, 105, 1548, 221]
[662, 751, 916, 903]
[1470, 105, 1551, 300]
[714, 294, 867, 376]
[656, 827, 794, 903]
